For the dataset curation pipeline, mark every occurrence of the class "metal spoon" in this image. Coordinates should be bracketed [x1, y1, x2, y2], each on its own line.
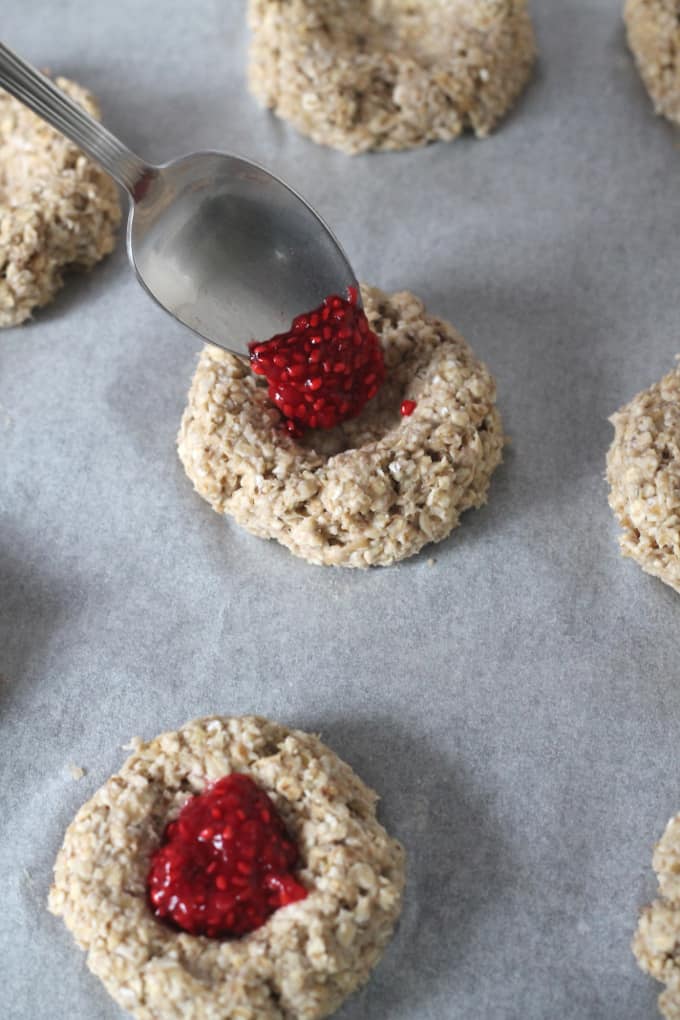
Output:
[0, 42, 358, 356]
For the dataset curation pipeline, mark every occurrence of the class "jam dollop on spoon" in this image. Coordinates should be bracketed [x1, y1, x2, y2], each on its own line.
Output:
[249, 287, 385, 436]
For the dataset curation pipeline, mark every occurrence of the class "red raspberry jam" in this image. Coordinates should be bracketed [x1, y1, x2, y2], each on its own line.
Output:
[249, 287, 385, 436]
[400, 400, 417, 417]
[147, 774, 307, 938]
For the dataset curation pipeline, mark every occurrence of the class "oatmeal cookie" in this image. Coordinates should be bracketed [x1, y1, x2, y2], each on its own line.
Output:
[0, 76, 121, 327]
[247, 0, 536, 154]
[633, 814, 680, 1018]
[607, 364, 680, 592]
[49, 715, 405, 1020]
[624, 0, 680, 126]
[178, 285, 505, 568]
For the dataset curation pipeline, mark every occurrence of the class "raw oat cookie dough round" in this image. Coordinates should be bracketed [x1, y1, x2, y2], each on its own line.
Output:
[0, 77, 120, 327]
[624, 0, 680, 126]
[607, 364, 680, 592]
[178, 285, 505, 568]
[49, 715, 406, 1020]
[633, 814, 680, 1019]
[247, 0, 536, 154]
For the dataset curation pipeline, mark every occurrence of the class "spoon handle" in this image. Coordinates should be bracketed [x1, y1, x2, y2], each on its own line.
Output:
[0, 42, 150, 196]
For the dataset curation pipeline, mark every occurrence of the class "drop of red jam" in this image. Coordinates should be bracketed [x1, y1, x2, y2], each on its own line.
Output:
[249, 287, 385, 436]
[147, 774, 307, 938]
[400, 400, 417, 417]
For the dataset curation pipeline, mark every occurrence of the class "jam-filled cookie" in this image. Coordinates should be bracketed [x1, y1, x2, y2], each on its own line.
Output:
[178, 285, 505, 568]
[49, 715, 406, 1020]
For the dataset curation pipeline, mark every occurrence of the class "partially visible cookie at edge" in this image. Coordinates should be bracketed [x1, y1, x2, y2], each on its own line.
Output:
[178, 284, 505, 568]
[0, 76, 121, 327]
[624, 0, 680, 126]
[247, 0, 536, 154]
[607, 364, 680, 592]
[633, 814, 680, 1019]
[48, 714, 406, 1020]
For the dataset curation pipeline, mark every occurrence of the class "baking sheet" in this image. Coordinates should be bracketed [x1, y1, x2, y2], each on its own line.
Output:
[2, 1, 679, 1016]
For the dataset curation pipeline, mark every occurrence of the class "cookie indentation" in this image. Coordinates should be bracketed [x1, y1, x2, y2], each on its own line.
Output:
[147, 773, 308, 938]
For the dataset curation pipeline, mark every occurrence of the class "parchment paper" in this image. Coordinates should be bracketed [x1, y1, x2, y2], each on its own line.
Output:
[2, 1, 679, 1017]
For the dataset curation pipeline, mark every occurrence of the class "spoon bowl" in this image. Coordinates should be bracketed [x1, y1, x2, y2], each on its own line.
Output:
[129, 152, 357, 356]
[0, 42, 358, 356]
